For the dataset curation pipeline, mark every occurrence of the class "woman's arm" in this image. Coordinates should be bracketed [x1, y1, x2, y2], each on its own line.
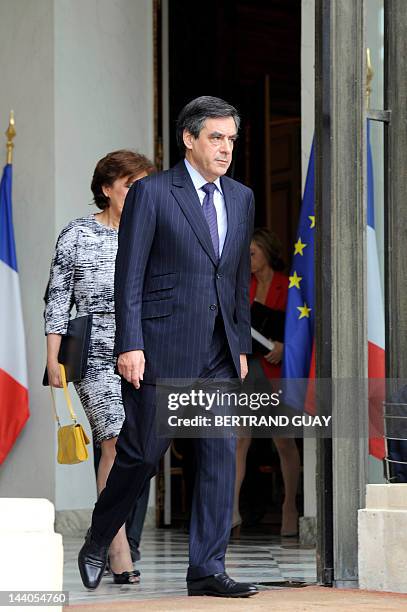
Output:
[46, 334, 63, 387]
[44, 222, 78, 336]
[44, 222, 79, 388]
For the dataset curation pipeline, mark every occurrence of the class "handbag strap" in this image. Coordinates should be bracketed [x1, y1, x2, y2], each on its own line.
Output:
[50, 385, 61, 428]
[49, 364, 78, 425]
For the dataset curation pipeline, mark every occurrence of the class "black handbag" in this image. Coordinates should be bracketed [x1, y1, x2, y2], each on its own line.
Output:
[43, 315, 93, 385]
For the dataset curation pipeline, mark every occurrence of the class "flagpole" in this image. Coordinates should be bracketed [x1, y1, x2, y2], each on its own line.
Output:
[5, 110, 16, 165]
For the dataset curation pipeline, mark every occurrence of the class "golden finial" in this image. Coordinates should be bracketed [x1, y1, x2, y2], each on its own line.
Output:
[6, 110, 16, 165]
[366, 48, 373, 109]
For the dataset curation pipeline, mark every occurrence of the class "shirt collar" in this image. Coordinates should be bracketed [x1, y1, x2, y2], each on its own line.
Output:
[184, 158, 223, 194]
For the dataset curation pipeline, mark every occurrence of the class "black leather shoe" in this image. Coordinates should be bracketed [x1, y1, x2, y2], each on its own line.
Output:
[78, 530, 109, 590]
[187, 572, 259, 597]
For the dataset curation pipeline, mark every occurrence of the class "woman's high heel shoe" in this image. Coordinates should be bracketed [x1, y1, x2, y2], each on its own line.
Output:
[112, 569, 140, 584]
[280, 510, 299, 537]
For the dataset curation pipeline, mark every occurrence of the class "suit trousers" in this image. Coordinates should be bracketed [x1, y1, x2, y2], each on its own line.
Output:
[91, 316, 238, 580]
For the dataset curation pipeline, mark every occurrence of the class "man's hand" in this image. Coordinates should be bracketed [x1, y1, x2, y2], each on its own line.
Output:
[117, 350, 145, 389]
[240, 354, 248, 381]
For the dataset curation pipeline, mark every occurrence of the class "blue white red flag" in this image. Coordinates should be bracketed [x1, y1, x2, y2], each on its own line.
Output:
[367, 122, 385, 459]
[0, 163, 29, 463]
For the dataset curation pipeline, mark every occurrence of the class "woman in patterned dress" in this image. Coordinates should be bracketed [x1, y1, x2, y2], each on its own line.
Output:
[45, 150, 155, 583]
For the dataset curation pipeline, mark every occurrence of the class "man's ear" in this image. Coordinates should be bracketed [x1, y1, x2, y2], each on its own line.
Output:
[183, 129, 194, 151]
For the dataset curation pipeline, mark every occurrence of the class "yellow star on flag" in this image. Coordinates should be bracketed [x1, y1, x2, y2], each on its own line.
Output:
[297, 303, 311, 319]
[309, 215, 315, 228]
[294, 237, 307, 256]
[289, 271, 302, 289]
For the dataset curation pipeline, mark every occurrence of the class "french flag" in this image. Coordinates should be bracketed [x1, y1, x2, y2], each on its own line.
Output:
[367, 122, 385, 460]
[0, 163, 29, 464]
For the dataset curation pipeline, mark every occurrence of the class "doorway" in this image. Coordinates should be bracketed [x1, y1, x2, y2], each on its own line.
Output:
[157, 0, 304, 537]
[168, 0, 302, 262]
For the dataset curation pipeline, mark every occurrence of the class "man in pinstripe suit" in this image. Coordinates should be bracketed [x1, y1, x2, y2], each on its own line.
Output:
[79, 96, 258, 597]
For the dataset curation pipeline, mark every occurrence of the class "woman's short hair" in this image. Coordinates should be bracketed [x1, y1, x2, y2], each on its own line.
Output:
[252, 227, 285, 272]
[91, 149, 156, 210]
[176, 96, 240, 154]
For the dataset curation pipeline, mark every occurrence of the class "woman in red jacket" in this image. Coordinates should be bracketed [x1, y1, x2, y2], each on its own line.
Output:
[233, 228, 301, 537]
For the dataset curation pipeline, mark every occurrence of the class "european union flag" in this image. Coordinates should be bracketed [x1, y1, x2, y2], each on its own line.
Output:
[282, 141, 315, 380]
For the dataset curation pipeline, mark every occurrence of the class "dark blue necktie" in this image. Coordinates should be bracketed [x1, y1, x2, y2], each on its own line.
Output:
[201, 182, 219, 258]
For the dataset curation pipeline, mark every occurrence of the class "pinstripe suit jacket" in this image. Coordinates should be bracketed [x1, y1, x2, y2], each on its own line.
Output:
[114, 160, 255, 381]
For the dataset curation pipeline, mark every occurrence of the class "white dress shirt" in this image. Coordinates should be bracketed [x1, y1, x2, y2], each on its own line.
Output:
[184, 158, 228, 256]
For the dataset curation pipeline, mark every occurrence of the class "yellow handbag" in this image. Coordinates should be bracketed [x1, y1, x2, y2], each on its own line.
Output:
[50, 364, 90, 464]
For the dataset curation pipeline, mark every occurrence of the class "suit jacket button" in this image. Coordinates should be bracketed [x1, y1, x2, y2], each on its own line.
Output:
[216, 273, 222, 279]
[209, 304, 217, 311]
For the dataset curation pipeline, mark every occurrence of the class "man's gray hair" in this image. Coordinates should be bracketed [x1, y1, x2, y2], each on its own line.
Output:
[176, 96, 240, 153]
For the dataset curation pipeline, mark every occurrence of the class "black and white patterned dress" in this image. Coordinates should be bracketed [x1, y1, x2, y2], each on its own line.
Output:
[44, 214, 124, 445]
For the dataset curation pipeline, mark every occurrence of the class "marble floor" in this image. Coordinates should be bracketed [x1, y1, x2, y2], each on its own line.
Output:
[64, 528, 316, 605]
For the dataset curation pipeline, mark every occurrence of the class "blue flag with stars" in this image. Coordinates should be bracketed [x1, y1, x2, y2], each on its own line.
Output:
[282, 141, 315, 379]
